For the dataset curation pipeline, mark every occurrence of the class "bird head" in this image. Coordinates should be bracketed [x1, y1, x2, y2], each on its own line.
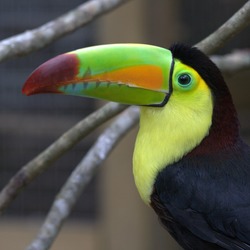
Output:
[23, 44, 174, 106]
[22, 43, 225, 116]
[22, 43, 239, 203]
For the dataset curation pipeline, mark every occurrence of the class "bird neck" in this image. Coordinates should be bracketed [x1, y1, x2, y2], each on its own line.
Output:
[133, 76, 240, 204]
[189, 89, 240, 156]
[133, 90, 213, 204]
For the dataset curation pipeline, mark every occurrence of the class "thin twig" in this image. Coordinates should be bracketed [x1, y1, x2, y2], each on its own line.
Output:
[211, 49, 250, 76]
[0, 102, 127, 214]
[0, 0, 129, 63]
[196, 0, 250, 54]
[26, 106, 139, 250]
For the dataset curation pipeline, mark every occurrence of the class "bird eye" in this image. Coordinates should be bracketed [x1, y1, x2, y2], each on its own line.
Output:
[177, 73, 192, 87]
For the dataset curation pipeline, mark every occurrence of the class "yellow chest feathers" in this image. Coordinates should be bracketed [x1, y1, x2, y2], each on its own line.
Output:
[132, 87, 213, 204]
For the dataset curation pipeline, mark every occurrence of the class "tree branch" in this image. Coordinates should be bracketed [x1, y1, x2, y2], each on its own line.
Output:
[211, 49, 250, 76]
[26, 106, 139, 250]
[0, 102, 127, 214]
[196, 0, 250, 54]
[0, 0, 129, 63]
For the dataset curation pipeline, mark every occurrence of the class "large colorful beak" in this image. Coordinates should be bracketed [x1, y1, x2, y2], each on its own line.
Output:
[22, 44, 173, 106]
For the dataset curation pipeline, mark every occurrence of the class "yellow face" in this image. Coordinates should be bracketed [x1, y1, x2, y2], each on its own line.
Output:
[133, 60, 214, 204]
[171, 59, 212, 107]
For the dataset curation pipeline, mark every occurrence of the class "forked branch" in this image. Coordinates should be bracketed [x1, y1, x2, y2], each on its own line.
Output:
[26, 106, 139, 250]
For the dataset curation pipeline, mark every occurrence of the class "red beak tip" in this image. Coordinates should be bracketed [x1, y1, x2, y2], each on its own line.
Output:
[22, 88, 31, 96]
[22, 53, 80, 96]
[22, 77, 37, 96]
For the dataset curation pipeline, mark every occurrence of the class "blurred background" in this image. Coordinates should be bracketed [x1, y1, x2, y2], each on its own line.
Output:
[0, 0, 249, 249]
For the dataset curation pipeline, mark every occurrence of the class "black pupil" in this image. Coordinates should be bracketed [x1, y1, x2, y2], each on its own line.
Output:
[178, 74, 191, 85]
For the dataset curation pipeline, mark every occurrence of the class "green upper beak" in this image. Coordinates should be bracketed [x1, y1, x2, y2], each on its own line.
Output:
[22, 44, 173, 106]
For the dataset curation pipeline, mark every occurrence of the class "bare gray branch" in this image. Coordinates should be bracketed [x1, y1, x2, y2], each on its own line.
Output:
[0, 102, 127, 214]
[0, 0, 129, 63]
[26, 106, 139, 250]
[212, 49, 250, 76]
[196, 1, 250, 54]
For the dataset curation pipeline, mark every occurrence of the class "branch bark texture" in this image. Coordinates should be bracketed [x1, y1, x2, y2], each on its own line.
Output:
[0, 0, 129, 63]
[0, 102, 127, 214]
[211, 49, 250, 76]
[196, 0, 250, 54]
[26, 106, 139, 250]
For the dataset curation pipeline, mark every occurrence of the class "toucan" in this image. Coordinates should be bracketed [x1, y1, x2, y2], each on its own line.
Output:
[22, 44, 250, 250]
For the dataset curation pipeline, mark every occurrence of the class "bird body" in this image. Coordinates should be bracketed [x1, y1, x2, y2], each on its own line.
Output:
[152, 138, 250, 250]
[23, 43, 250, 249]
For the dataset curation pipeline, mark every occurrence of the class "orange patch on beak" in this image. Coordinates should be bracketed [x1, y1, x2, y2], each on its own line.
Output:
[85, 65, 164, 91]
